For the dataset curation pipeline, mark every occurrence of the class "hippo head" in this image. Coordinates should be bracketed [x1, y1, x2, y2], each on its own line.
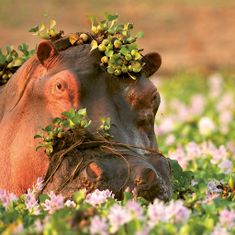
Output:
[35, 40, 172, 201]
[0, 39, 171, 201]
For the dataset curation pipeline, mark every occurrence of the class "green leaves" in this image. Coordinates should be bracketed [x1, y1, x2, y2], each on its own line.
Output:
[29, 19, 63, 41]
[89, 13, 144, 80]
[170, 159, 194, 199]
[99, 117, 111, 136]
[0, 44, 35, 85]
[34, 108, 91, 155]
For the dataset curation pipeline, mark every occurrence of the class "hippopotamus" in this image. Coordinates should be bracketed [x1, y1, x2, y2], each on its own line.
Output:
[0, 38, 172, 201]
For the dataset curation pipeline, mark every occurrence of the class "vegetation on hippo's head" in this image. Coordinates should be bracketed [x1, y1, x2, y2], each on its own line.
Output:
[34, 108, 111, 155]
[34, 108, 91, 155]
[0, 13, 147, 86]
[88, 14, 144, 80]
[0, 44, 35, 85]
[29, 19, 64, 41]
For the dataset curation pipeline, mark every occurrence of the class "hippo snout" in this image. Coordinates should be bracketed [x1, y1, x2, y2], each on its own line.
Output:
[134, 167, 157, 187]
[42, 142, 172, 202]
[79, 155, 171, 202]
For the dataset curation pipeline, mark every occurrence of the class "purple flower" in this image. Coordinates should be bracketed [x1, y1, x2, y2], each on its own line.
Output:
[25, 188, 40, 215]
[207, 180, 223, 194]
[147, 199, 168, 227]
[89, 216, 108, 235]
[34, 177, 44, 192]
[108, 204, 132, 233]
[126, 200, 144, 220]
[42, 191, 64, 214]
[218, 159, 233, 174]
[203, 180, 223, 203]
[219, 209, 235, 228]
[0, 189, 18, 208]
[85, 189, 114, 206]
[166, 200, 191, 223]
[148, 199, 191, 227]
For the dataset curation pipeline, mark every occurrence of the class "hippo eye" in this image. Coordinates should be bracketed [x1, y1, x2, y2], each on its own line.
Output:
[56, 83, 62, 90]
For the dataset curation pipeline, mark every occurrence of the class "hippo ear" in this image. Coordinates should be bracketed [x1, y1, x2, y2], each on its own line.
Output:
[37, 41, 58, 68]
[142, 52, 161, 78]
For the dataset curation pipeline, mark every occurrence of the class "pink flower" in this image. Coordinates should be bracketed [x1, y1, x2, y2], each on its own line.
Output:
[148, 199, 190, 227]
[147, 199, 168, 227]
[210, 145, 228, 164]
[89, 216, 108, 235]
[85, 189, 114, 206]
[218, 159, 233, 174]
[208, 73, 223, 98]
[207, 180, 222, 194]
[216, 93, 234, 112]
[136, 227, 150, 235]
[219, 111, 233, 126]
[0, 189, 18, 208]
[108, 204, 132, 233]
[166, 200, 191, 223]
[198, 117, 216, 136]
[186, 142, 201, 160]
[168, 147, 188, 169]
[177, 104, 189, 121]
[227, 143, 235, 161]
[204, 180, 222, 203]
[211, 225, 229, 235]
[165, 134, 176, 146]
[34, 177, 44, 192]
[219, 209, 235, 228]
[34, 219, 44, 233]
[25, 189, 40, 215]
[204, 192, 220, 203]
[126, 200, 144, 220]
[64, 199, 76, 208]
[13, 222, 24, 234]
[42, 191, 64, 214]
[157, 117, 175, 135]
[190, 94, 205, 115]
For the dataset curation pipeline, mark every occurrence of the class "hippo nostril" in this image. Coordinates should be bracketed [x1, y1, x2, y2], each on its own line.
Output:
[135, 168, 156, 185]
[86, 162, 103, 180]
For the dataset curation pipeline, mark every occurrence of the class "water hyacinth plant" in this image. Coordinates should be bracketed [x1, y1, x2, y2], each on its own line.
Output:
[88, 13, 145, 79]
[0, 72, 235, 234]
[0, 44, 35, 85]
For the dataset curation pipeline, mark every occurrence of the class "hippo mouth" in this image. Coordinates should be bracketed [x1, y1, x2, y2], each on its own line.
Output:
[41, 126, 172, 202]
